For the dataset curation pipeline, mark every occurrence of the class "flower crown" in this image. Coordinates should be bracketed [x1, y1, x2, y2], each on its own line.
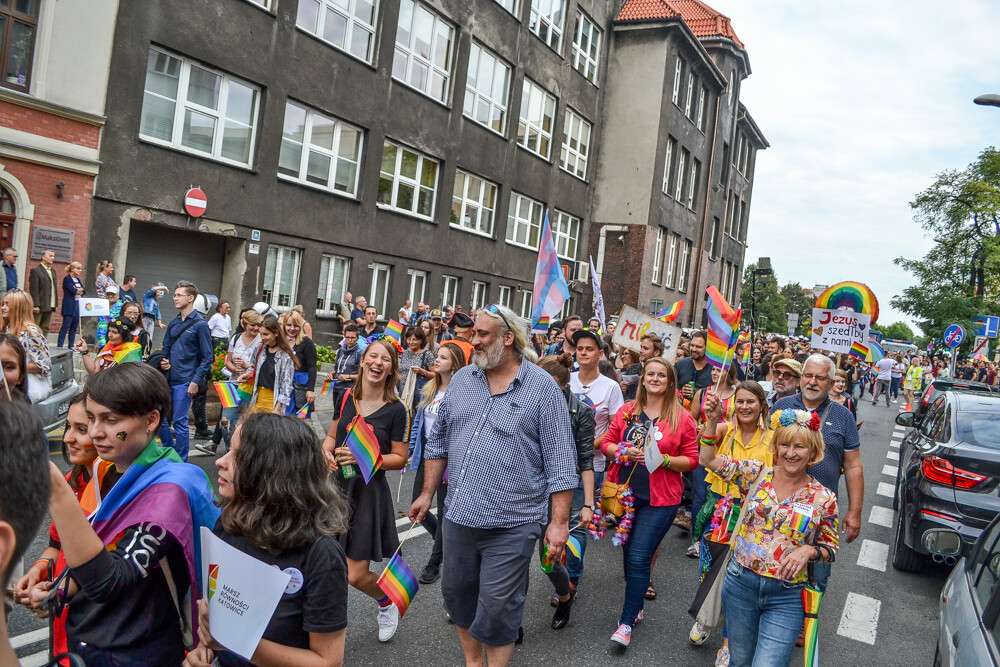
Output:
[769, 409, 821, 432]
[364, 332, 403, 354]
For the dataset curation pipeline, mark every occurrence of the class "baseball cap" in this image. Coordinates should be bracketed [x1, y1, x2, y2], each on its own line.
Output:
[772, 358, 802, 377]
[430, 309, 443, 319]
[449, 312, 475, 329]
[573, 329, 603, 349]
[105, 285, 119, 294]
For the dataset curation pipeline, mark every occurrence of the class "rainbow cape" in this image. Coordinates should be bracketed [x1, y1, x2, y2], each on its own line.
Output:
[377, 552, 419, 616]
[656, 299, 684, 323]
[95, 341, 143, 368]
[705, 286, 741, 370]
[345, 415, 383, 483]
[849, 340, 869, 359]
[80, 441, 220, 647]
[213, 382, 242, 409]
[385, 319, 405, 343]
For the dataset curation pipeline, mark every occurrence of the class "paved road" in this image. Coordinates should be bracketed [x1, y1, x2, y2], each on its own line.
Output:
[10, 396, 949, 665]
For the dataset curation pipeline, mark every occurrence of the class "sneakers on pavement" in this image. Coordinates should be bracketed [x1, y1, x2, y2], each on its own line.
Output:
[193, 443, 218, 456]
[715, 645, 730, 667]
[418, 563, 440, 585]
[686, 540, 701, 558]
[377, 603, 399, 642]
[690, 621, 711, 645]
[611, 624, 632, 647]
[551, 591, 575, 630]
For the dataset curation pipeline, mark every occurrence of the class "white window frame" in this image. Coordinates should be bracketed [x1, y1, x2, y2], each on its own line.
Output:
[652, 228, 664, 284]
[506, 192, 544, 250]
[494, 0, 519, 16]
[664, 234, 678, 287]
[551, 209, 580, 261]
[734, 134, 743, 172]
[677, 240, 691, 292]
[571, 9, 601, 84]
[519, 289, 533, 319]
[498, 285, 513, 309]
[696, 86, 706, 131]
[518, 79, 556, 160]
[529, 0, 564, 52]
[451, 169, 498, 237]
[140, 47, 260, 168]
[560, 108, 591, 180]
[464, 42, 511, 135]
[406, 268, 427, 306]
[687, 159, 699, 209]
[672, 57, 682, 105]
[278, 101, 364, 197]
[662, 137, 674, 195]
[369, 262, 391, 316]
[708, 217, 720, 258]
[471, 280, 488, 310]
[378, 140, 440, 220]
[393, 0, 455, 104]
[244, 0, 271, 8]
[674, 150, 686, 201]
[726, 193, 736, 237]
[684, 72, 694, 118]
[263, 244, 301, 311]
[441, 274, 459, 309]
[317, 253, 351, 315]
[728, 69, 737, 107]
[729, 262, 739, 302]
[295, 0, 379, 64]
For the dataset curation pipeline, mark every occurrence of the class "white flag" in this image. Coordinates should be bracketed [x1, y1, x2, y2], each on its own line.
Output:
[78, 298, 110, 317]
[589, 255, 606, 330]
[644, 424, 665, 473]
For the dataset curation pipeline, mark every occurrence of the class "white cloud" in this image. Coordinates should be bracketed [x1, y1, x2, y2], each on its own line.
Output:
[708, 0, 1000, 333]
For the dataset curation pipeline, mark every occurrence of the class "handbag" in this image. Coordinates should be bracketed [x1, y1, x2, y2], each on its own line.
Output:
[400, 365, 419, 407]
[601, 414, 651, 518]
[26, 372, 52, 403]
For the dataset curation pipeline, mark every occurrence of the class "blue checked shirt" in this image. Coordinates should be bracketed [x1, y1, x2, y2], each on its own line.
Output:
[425, 359, 579, 529]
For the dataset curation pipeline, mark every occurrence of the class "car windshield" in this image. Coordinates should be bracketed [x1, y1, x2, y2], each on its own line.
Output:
[958, 413, 1000, 450]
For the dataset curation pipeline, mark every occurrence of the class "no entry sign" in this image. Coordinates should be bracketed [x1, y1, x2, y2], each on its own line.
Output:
[184, 187, 207, 217]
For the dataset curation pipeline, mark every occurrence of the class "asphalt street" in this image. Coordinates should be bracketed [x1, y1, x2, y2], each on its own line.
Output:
[10, 395, 950, 666]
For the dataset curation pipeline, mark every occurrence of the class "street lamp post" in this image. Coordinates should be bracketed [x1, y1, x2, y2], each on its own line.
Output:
[749, 257, 772, 340]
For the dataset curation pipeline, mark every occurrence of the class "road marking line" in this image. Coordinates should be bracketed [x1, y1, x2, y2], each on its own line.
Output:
[395, 508, 436, 527]
[10, 629, 46, 650]
[882, 464, 898, 477]
[876, 482, 894, 497]
[893, 427, 907, 433]
[837, 592, 882, 645]
[888, 442, 899, 449]
[857, 539, 889, 571]
[869, 505, 894, 528]
[20, 652, 48, 667]
[890, 438, 902, 446]
[887, 451, 898, 461]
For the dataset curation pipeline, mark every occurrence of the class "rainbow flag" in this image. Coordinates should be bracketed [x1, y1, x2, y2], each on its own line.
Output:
[740, 342, 751, 375]
[294, 405, 310, 419]
[802, 586, 824, 667]
[705, 286, 741, 370]
[531, 211, 571, 334]
[566, 535, 582, 559]
[377, 552, 419, 617]
[344, 415, 383, 483]
[385, 319, 405, 343]
[849, 340, 869, 359]
[213, 382, 242, 409]
[321, 378, 333, 395]
[796, 340, 809, 352]
[113, 341, 143, 364]
[656, 299, 684, 323]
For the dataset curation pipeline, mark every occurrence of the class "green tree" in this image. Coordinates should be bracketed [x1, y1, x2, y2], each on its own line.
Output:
[779, 282, 813, 335]
[880, 321, 915, 341]
[742, 263, 786, 334]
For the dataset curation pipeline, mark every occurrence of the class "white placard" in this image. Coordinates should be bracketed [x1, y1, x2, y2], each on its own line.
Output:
[811, 308, 871, 354]
[612, 305, 682, 361]
[644, 424, 665, 473]
[78, 298, 110, 317]
[201, 527, 291, 660]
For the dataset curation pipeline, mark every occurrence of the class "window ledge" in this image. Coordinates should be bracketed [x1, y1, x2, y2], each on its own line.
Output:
[506, 239, 539, 252]
[240, 0, 277, 16]
[515, 143, 552, 164]
[390, 76, 452, 111]
[559, 166, 588, 183]
[277, 173, 361, 201]
[295, 26, 378, 72]
[449, 224, 496, 240]
[137, 136, 258, 173]
[376, 203, 435, 223]
[463, 115, 508, 140]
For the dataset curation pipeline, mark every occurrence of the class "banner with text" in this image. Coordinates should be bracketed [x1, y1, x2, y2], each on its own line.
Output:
[78, 298, 110, 317]
[810, 308, 871, 354]
[612, 305, 682, 361]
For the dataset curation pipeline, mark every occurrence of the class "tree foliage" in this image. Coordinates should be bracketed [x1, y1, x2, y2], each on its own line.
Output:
[779, 282, 814, 336]
[879, 321, 915, 342]
[742, 263, 787, 334]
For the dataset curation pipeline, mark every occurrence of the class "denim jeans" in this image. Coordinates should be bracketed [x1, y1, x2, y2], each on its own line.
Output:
[57, 313, 78, 348]
[213, 405, 239, 449]
[567, 470, 603, 584]
[890, 376, 901, 399]
[872, 379, 891, 405]
[722, 560, 805, 667]
[691, 465, 709, 535]
[158, 383, 193, 460]
[618, 499, 678, 626]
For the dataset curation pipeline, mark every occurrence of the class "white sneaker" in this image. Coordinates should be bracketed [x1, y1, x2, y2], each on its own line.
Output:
[377, 603, 399, 642]
[690, 621, 711, 645]
[715, 645, 730, 666]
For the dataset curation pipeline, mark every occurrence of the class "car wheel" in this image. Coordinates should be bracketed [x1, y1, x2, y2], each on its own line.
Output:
[892, 506, 924, 572]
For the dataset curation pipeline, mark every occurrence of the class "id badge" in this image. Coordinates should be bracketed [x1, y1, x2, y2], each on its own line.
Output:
[788, 502, 814, 535]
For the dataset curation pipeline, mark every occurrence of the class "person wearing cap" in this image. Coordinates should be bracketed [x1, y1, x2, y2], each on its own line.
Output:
[430, 309, 452, 347]
[767, 358, 801, 408]
[547, 315, 583, 368]
[76, 317, 136, 375]
[94, 284, 123, 349]
[448, 311, 475, 343]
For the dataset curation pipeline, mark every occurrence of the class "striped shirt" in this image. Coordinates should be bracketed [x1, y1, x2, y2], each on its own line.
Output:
[425, 359, 579, 529]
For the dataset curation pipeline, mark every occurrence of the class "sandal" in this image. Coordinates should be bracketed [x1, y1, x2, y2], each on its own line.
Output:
[645, 585, 657, 600]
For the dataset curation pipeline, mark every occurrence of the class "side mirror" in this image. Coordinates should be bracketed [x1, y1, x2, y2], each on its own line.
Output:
[922, 529, 963, 557]
[896, 412, 915, 428]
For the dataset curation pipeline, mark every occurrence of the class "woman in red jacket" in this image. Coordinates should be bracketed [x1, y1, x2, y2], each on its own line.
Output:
[600, 356, 699, 649]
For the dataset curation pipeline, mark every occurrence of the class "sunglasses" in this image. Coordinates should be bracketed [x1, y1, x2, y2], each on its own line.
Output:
[772, 370, 798, 380]
[485, 304, 516, 332]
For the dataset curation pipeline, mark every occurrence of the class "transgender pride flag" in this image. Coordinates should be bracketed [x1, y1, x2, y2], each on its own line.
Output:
[531, 211, 571, 334]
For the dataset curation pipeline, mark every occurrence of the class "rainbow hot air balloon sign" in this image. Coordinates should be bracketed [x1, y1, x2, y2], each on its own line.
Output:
[814, 281, 879, 327]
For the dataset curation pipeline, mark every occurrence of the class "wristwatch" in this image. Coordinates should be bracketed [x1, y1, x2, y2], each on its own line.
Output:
[582, 504, 595, 511]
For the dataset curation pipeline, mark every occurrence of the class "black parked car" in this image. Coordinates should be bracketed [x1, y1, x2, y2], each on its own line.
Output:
[893, 391, 1000, 572]
[914, 378, 994, 425]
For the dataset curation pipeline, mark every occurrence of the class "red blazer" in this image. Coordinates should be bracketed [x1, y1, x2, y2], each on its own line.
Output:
[604, 402, 699, 506]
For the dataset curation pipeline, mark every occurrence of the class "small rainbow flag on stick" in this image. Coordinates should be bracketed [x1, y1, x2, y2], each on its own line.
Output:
[740, 342, 751, 375]
[377, 551, 419, 617]
[705, 286, 741, 370]
[385, 319, 405, 343]
[566, 535, 583, 560]
[294, 405, 310, 419]
[656, 299, 684, 323]
[321, 378, 333, 395]
[849, 340, 869, 359]
[213, 382, 242, 409]
[344, 416, 383, 483]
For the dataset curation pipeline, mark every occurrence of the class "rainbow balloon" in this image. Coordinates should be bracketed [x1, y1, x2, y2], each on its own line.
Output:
[814, 281, 880, 326]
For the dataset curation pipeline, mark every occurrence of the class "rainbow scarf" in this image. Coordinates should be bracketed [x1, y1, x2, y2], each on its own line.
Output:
[705, 286, 741, 370]
[385, 319, 405, 343]
[345, 414, 383, 483]
[377, 552, 419, 616]
[95, 341, 143, 368]
[80, 441, 220, 647]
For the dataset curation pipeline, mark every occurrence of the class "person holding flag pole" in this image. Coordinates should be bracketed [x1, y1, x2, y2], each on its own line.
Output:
[530, 211, 571, 337]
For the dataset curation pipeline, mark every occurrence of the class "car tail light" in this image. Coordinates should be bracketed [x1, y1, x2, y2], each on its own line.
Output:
[921, 509, 960, 522]
[922, 456, 987, 489]
[921, 391, 931, 408]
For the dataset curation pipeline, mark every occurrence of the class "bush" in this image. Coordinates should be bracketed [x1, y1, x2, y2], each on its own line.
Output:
[316, 344, 337, 365]
[211, 345, 227, 382]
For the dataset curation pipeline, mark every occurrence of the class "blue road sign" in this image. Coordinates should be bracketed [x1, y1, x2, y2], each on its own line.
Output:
[945, 324, 965, 348]
[973, 316, 1000, 338]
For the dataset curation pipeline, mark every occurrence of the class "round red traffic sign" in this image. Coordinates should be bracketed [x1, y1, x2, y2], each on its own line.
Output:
[184, 187, 207, 217]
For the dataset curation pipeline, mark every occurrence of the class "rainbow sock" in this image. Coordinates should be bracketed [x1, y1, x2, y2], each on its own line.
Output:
[377, 595, 391, 608]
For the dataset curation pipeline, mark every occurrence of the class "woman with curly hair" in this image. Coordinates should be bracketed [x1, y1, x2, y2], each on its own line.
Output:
[321, 335, 409, 643]
[699, 396, 839, 667]
[184, 414, 351, 667]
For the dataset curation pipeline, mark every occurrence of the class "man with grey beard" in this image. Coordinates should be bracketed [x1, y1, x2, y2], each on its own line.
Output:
[410, 304, 578, 666]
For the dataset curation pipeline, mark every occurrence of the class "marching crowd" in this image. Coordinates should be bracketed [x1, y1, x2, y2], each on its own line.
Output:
[2, 272, 988, 667]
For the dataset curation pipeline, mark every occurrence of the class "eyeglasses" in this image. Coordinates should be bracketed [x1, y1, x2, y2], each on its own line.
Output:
[802, 373, 831, 382]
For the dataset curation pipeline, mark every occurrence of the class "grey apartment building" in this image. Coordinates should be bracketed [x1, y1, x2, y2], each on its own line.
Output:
[86, 0, 764, 343]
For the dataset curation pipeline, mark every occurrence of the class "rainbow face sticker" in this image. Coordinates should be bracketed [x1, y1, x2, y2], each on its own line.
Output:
[115, 431, 127, 441]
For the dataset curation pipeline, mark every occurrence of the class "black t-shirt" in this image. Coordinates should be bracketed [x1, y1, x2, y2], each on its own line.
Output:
[259, 348, 277, 389]
[620, 414, 655, 500]
[674, 357, 713, 390]
[214, 522, 349, 667]
[334, 397, 408, 482]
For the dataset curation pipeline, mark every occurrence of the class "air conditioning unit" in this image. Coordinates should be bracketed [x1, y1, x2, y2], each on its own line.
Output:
[576, 260, 589, 282]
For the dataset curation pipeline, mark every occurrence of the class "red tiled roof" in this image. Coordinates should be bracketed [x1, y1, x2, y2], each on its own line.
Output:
[617, 0, 744, 48]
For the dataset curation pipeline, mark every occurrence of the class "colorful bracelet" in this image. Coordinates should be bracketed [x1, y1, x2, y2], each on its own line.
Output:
[614, 444, 632, 466]
[699, 433, 718, 447]
[661, 454, 672, 469]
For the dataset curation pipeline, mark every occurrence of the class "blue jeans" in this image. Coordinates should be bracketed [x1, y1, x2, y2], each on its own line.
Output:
[57, 313, 78, 348]
[722, 560, 805, 667]
[890, 376, 901, 399]
[619, 499, 678, 626]
[567, 470, 603, 584]
[217, 405, 239, 449]
[691, 465, 709, 532]
[158, 383, 193, 460]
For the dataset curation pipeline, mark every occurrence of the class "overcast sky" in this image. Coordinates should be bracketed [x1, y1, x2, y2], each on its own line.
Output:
[707, 0, 1000, 333]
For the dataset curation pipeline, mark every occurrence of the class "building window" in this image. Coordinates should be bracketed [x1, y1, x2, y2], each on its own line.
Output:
[560, 108, 591, 180]
[728, 68, 737, 107]
[664, 234, 678, 287]
[140, 48, 260, 168]
[662, 137, 675, 195]
[377, 141, 439, 219]
[740, 139, 750, 174]
[571, 10, 601, 84]
[494, 0, 518, 16]
[296, 0, 378, 63]
[451, 170, 498, 236]
[551, 210, 580, 261]
[506, 192, 543, 250]
[672, 57, 683, 105]
[518, 79, 556, 160]
[0, 0, 38, 91]
[406, 269, 427, 306]
[245, 0, 271, 7]
[368, 262, 391, 316]
[393, 0, 454, 103]
[720, 141, 730, 185]
[684, 72, 694, 118]
[519, 290, 532, 319]
[649, 299, 664, 316]
[528, 0, 563, 51]
[696, 86, 706, 131]
[441, 274, 459, 309]
[674, 150, 686, 201]
[738, 199, 747, 241]
[471, 280, 488, 310]
[652, 228, 665, 284]
[263, 245, 301, 310]
[317, 254, 350, 314]
[734, 134, 743, 172]
[278, 102, 363, 197]
[677, 240, 691, 292]
[687, 159, 699, 209]
[729, 262, 739, 302]
[464, 42, 511, 134]
[498, 285, 512, 308]
[708, 217, 720, 258]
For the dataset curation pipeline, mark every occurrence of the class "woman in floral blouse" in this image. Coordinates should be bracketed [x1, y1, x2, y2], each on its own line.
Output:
[699, 394, 838, 667]
[1, 289, 51, 402]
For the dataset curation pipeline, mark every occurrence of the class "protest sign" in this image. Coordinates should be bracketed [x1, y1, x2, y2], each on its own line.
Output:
[612, 305, 682, 361]
[201, 527, 291, 660]
[810, 308, 871, 354]
[78, 298, 110, 317]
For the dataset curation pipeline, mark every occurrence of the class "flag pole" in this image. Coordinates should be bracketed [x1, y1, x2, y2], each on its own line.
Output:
[390, 521, 419, 560]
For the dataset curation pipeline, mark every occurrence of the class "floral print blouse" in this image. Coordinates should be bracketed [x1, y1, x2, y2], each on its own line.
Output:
[14, 326, 51, 376]
[714, 455, 839, 583]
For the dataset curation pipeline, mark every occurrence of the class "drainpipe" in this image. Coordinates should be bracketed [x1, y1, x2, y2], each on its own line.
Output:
[596, 224, 629, 281]
[687, 87, 723, 326]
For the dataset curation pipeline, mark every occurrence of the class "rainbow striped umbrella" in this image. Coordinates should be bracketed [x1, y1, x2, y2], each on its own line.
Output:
[866, 339, 885, 363]
[802, 585, 823, 667]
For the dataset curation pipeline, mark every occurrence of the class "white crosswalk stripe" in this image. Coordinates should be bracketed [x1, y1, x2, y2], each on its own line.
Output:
[20, 652, 48, 667]
[876, 482, 894, 497]
[837, 592, 882, 645]
[869, 505, 894, 528]
[10, 629, 46, 650]
[857, 539, 889, 571]
[887, 451, 898, 460]
[882, 464, 898, 477]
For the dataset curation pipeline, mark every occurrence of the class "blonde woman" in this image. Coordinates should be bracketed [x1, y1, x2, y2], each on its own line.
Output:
[94, 259, 116, 298]
[1, 289, 51, 402]
[58, 261, 85, 348]
[236, 316, 298, 414]
[284, 310, 317, 417]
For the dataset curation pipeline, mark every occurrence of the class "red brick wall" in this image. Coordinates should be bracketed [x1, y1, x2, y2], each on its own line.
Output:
[0, 101, 101, 149]
[586, 223, 648, 319]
